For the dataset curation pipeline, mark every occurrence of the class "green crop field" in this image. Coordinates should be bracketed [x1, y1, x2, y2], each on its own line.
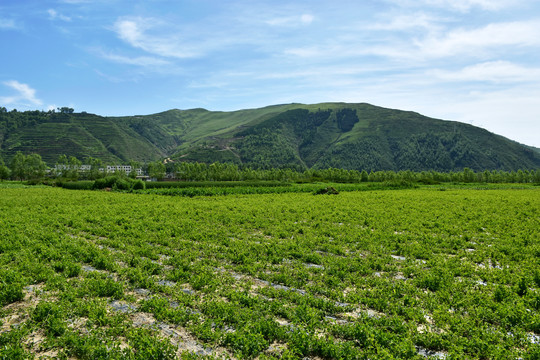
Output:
[1, 186, 539, 359]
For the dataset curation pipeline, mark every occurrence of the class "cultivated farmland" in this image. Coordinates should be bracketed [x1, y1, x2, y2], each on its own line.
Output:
[1, 186, 539, 359]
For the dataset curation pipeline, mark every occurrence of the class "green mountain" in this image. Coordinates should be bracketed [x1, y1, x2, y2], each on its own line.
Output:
[1, 103, 539, 171]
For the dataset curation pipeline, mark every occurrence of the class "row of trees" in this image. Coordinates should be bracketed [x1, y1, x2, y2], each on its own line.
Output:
[1, 152, 540, 184]
[0, 152, 168, 182]
[172, 161, 540, 184]
[1, 152, 46, 181]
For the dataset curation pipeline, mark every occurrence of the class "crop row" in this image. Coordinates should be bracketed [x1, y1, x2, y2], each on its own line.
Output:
[1, 186, 539, 359]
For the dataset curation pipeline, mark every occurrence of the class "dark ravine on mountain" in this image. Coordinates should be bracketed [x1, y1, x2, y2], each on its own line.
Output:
[1, 102, 539, 171]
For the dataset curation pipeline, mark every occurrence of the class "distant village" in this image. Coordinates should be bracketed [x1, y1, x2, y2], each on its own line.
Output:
[55, 164, 142, 175]
[52, 164, 153, 180]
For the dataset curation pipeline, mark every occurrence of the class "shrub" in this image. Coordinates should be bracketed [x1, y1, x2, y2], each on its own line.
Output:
[93, 176, 121, 190]
[313, 187, 339, 195]
[93, 175, 145, 192]
[131, 179, 145, 190]
[112, 178, 131, 191]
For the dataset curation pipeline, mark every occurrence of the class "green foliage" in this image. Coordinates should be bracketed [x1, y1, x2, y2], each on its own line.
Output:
[9, 152, 26, 180]
[494, 284, 510, 302]
[147, 161, 166, 180]
[82, 276, 123, 298]
[92, 175, 144, 191]
[6, 152, 46, 181]
[32, 302, 66, 336]
[313, 186, 339, 195]
[0, 344, 32, 360]
[124, 328, 177, 360]
[2, 103, 540, 171]
[0, 186, 539, 358]
[516, 277, 529, 297]
[223, 330, 269, 358]
[0, 271, 24, 306]
[60, 180, 94, 190]
[0, 156, 10, 181]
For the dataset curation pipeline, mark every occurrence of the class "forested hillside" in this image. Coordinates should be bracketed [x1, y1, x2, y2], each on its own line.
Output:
[0, 108, 173, 164]
[1, 103, 539, 171]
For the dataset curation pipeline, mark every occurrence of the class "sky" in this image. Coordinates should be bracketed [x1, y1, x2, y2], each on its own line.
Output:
[1, 0, 539, 147]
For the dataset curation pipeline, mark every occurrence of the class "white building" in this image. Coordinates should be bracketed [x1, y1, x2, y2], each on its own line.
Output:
[54, 164, 91, 172]
[105, 165, 143, 176]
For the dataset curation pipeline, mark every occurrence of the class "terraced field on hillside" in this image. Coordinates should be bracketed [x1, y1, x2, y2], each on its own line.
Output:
[1, 186, 539, 359]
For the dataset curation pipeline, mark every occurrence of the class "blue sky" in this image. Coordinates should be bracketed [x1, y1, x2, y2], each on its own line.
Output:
[1, 0, 540, 147]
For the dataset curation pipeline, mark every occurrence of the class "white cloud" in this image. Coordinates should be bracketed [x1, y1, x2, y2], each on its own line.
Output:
[113, 17, 200, 59]
[429, 61, 540, 83]
[370, 12, 445, 31]
[280, 19, 540, 64]
[265, 13, 314, 26]
[97, 50, 170, 67]
[387, 0, 520, 12]
[300, 14, 314, 25]
[48, 9, 72, 22]
[415, 20, 540, 58]
[0, 18, 17, 29]
[0, 81, 43, 107]
[423, 0, 519, 12]
[423, 86, 540, 146]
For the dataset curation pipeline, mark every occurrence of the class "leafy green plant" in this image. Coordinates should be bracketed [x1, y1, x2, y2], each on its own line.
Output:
[0, 271, 24, 306]
[32, 302, 66, 337]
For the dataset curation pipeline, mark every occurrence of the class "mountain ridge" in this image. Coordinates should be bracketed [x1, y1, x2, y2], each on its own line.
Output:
[1, 103, 539, 171]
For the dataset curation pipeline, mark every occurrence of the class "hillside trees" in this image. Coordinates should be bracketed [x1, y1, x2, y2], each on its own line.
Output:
[147, 161, 166, 180]
[9, 152, 47, 180]
[10, 152, 26, 181]
[84, 157, 103, 180]
[0, 155, 10, 180]
[24, 154, 47, 180]
[7, 152, 47, 181]
[129, 160, 141, 179]
[57, 107, 74, 114]
[54, 155, 82, 180]
[67, 156, 82, 180]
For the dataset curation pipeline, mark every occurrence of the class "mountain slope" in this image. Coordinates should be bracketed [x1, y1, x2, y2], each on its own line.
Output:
[168, 103, 540, 171]
[0, 111, 169, 164]
[1, 103, 539, 171]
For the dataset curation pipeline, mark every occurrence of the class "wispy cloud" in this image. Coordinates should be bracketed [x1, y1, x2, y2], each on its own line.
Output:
[47, 9, 72, 22]
[370, 12, 446, 31]
[0, 18, 18, 30]
[265, 13, 314, 26]
[415, 20, 540, 58]
[113, 17, 201, 59]
[349, 19, 540, 62]
[424, 0, 519, 12]
[0, 80, 43, 107]
[96, 49, 170, 67]
[429, 61, 540, 83]
[387, 0, 520, 12]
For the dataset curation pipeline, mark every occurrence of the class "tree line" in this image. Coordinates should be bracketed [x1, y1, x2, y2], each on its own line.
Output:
[173, 161, 540, 184]
[1, 152, 539, 184]
[0, 152, 166, 182]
